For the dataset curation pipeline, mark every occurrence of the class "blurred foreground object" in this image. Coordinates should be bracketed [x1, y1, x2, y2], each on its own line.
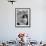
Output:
[18, 32, 25, 46]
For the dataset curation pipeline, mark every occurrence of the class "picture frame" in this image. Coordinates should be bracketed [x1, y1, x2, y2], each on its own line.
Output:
[15, 8, 31, 28]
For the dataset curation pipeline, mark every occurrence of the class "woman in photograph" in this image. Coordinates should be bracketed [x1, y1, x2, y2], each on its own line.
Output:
[21, 14, 28, 25]
[17, 11, 28, 25]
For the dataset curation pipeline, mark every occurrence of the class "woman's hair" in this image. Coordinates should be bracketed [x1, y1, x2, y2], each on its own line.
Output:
[22, 14, 28, 18]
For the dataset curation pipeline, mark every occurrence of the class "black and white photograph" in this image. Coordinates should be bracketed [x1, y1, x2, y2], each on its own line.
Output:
[15, 8, 31, 27]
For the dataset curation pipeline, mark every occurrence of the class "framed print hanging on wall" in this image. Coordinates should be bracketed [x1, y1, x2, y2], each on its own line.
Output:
[15, 8, 31, 28]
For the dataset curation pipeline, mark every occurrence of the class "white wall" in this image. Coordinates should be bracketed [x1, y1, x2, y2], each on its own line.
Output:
[0, 0, 46, 42]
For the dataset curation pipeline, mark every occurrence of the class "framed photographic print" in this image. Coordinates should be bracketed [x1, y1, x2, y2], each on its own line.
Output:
[15, 8, 31, 27]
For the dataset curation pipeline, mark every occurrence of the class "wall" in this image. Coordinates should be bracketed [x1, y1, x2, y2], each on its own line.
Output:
[0, 0, 46, 42]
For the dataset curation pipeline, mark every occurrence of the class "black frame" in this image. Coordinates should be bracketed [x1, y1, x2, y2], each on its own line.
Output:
[15, 8, 31, 28]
